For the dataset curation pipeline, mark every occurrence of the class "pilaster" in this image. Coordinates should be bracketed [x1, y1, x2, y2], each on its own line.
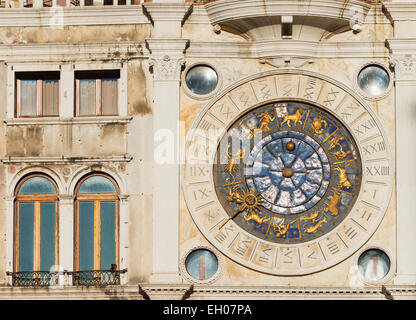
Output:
[143, 2, 191, 284]
[386, 33, 416, 285]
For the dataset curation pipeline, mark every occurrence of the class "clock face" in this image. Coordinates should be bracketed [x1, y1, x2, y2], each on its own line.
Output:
[213, 101, 362, 245]
[183, 71, 393, 275]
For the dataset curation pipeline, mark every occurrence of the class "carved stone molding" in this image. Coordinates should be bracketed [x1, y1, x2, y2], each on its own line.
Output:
[146, 39, 189, 81]
[387, 39, 416, 81]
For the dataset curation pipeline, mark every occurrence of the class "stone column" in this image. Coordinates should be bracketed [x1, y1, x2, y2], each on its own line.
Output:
[58, 195, 74, 285]
[119, 195, 129, 285]
[385, 1, 416, 285]
[143, 2, 191, 284]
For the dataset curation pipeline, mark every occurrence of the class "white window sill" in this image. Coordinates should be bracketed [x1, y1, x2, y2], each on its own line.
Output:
[4, 116, 133, 126]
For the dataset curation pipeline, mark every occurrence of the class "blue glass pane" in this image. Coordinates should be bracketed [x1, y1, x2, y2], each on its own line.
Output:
[19, 203, 34, 271]
[185, 249, 218, 280]
[78, 176, 116, 194]
[358, 249, 390, 281]
[40, 202, 55, 271]
[101, 201, 116, 270]
[19, 177, 56, 194]
[79, 202, 94, 271]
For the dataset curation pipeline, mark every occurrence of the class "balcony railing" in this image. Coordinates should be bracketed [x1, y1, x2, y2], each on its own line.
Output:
[7, 268, 127, 287]
[7, 271, 61, 287]
[72, 269, 127, 287]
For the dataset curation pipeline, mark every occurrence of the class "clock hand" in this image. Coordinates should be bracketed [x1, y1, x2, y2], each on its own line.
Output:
[218, 208, 245, 230]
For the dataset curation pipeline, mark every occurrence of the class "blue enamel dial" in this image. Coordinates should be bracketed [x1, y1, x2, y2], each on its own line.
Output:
[213, 101, 362, 244]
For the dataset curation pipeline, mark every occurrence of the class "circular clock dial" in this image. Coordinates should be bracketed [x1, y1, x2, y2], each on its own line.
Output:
[183, 71, 392, 275]
[214, 101, 362, 244]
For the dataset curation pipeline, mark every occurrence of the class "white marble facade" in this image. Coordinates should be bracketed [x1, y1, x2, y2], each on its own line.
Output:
[0, 0, 414, 299]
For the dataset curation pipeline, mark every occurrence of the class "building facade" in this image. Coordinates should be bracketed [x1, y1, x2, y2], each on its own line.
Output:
[0, 0, 415, 299]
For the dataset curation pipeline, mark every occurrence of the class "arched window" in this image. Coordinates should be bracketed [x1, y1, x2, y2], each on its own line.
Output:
[13, 174, 59, 286]
[74, 173, 120, 285]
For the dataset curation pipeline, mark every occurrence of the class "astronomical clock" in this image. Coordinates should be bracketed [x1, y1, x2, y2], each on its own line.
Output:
[183, 70, 393, 275]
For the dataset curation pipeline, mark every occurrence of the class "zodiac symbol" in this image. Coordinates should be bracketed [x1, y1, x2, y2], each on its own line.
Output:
[335, 167, 352, 189]
[281, 109, 303, 127]
[256, 110, 275, 132]
[324, 192, 342, 216]
[303, 218, 327, 234]
[300, 211, 320, 223]
[224, 143, 244, 182]
[311, 118, 328, 135]
[327, 136, 352, 160]
[272, 219, 297, 238]
[225, 187, 243, 203]
[243, 110, 275, 140]
[244, 211, 270, 225]
[330, 145, 352, 160]
[328, 136, 344, 150]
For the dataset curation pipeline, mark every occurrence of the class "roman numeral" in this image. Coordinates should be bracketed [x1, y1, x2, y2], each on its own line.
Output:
[303, 78, 317, 99]
[354, 119, 377, 136]
[363, 142, 386, 156]
[327, 241, 340, 255]
[323, 88, 339, 107]
[235, 238, 253, 257]
[365, 166, 389, 176]
[258, 79, 272, 100]
[214, 224, 234, 244]
[344, 226, 358, 240]
[189, 166, 207, 177]
[193, 188, 210, 201]
[258, 247, 272, 264]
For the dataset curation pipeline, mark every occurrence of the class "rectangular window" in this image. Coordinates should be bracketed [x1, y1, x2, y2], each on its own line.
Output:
[75, 70, 120, 116]
[16, 72, 60, 117]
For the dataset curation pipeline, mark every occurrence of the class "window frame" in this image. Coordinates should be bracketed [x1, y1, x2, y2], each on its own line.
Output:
[13, 174, 59, 273]
[73, 173, 120, 273]
[75, 70, 120, 117]
[15, 72, 60, 118]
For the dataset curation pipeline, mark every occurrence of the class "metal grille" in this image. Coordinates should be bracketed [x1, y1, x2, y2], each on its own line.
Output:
[8, 271, 60, 287]
[72, 269, 127, 287]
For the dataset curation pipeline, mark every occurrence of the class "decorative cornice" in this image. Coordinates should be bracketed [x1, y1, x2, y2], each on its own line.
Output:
[0, 43, 143, 63]
[0, 155, 133, 164]
[186, 40, 388, 59]
[383, 2, 416, 23]
[205, 0, 372, 35]
[0, 7, 149, 27]
[142, 3, 193, 25]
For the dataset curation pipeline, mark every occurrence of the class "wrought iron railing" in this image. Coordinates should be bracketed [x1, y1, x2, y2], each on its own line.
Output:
[72, 269, 128, 287]
[7, 271, 61, 287]
[7, 268, 127, 287]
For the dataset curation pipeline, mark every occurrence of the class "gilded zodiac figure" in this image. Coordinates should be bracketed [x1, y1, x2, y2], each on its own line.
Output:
[330, 145, 352, 160]
[273, 219, 297, 238]
[300, 211, 320, 223]
[311, 118, 328, 135]
[244, 211, 270, 225]
[328, 136, 344, 150]
[256, 110, 275, 132]
[281, 109, 303, 127]
[224, 143, 244, 181]
[335, 167, 352, 189]
[324, 192, 342, 216]
[303, 218, 327, 234]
